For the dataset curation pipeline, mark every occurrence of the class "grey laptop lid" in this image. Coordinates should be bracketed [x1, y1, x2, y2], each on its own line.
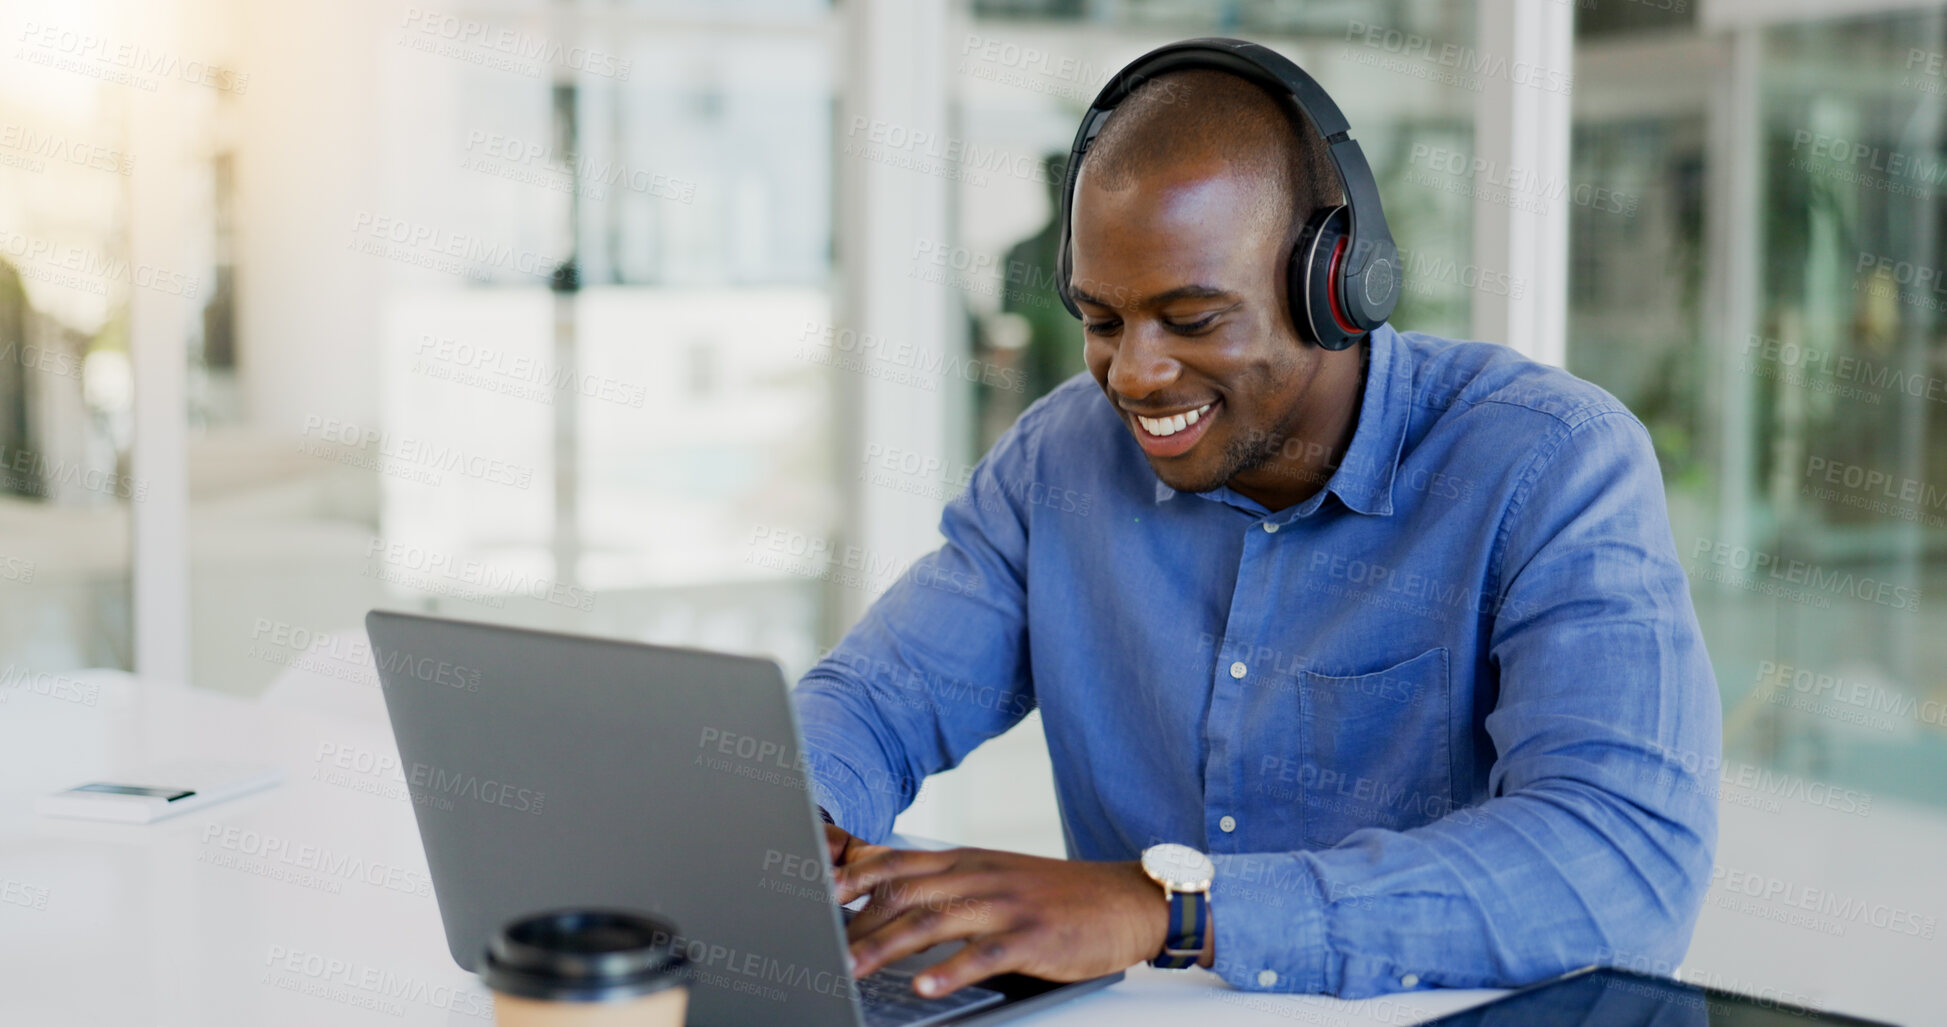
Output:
[366, 610, 858, 1027]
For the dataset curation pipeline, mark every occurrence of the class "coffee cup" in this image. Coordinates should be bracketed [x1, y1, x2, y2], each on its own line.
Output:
[480, 909, 690, 1027]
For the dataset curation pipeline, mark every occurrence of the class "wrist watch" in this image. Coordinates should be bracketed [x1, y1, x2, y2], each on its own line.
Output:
[1140, 843, 1214, 969]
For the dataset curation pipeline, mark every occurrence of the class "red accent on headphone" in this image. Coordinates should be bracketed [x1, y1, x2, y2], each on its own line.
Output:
[1324, 236, 1361, 336]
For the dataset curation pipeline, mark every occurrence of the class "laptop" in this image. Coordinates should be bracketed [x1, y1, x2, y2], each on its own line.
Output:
[365, 610, 1121, 1027]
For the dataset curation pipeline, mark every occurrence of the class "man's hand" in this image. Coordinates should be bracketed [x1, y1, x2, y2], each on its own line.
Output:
[828, 841, 1175, 998]
[824, 822, 878, 870]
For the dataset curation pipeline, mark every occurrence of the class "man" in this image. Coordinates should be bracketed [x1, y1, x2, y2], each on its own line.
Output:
[792, 63, 1720, 1001]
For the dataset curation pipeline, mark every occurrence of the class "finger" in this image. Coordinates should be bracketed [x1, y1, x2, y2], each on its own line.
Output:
[908, 932, 1031, 999]
[845, 870, 976, 942]
[826, 830, 891, 895]
[848, 900, 984, 981]
[847, 867, 1000, 935]
[832, 847, 956, 906]
[824, 824, 855, 865]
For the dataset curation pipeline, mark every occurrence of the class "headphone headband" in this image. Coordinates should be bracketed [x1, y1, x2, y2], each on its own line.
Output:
[1054, 38, 1399, 346]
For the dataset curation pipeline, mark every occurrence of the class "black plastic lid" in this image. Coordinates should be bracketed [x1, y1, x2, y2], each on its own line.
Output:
[480, 909, 690, 1003]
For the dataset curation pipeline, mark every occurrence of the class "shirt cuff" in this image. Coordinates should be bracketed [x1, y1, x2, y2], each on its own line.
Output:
[807, 774, 846, 834]
[799, 743, 899, 843]
[1207, 852, 1333, 993]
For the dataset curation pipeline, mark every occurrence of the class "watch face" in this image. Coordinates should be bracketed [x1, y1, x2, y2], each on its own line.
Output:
[1142, 843, 1214, 890]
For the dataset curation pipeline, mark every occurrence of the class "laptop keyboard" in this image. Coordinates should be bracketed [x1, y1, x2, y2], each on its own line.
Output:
[855, 965, 1006, 1027]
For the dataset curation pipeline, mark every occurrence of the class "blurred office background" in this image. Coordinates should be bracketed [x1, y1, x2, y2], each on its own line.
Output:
[3, 0, 1945, 1020]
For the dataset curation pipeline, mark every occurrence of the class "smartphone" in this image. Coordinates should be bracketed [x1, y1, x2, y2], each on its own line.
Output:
[36, 762, 283, 823]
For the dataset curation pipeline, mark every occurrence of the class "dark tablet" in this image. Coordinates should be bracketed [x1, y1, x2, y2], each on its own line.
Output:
[1422, 966, 1896, 1026]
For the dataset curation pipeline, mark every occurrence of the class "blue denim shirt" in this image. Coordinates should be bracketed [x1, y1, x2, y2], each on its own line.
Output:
[792, 324, 1720, 997]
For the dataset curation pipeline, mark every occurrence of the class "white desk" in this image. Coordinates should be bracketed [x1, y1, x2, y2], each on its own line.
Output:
[0, 672, 1502, 1027]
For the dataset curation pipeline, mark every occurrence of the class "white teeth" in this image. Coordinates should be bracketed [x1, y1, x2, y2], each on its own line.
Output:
[1136, 403, 1213, 438]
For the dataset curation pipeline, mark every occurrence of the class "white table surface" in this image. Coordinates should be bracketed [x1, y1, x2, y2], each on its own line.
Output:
[0, 671, 1505, 1027]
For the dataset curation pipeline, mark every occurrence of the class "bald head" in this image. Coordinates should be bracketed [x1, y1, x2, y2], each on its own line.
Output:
[1078, 68, 1339, 247]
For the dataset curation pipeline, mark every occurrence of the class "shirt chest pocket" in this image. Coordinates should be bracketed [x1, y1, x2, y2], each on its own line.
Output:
[1298, 647, 1452, 850]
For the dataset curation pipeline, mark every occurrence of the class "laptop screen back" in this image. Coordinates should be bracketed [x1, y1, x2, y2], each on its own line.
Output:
[366, 610, 859, 1027]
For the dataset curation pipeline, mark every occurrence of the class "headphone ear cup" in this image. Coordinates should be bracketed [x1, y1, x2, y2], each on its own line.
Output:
[1291, 206, 1360, 351]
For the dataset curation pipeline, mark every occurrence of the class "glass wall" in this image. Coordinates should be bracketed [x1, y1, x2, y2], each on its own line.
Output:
[1574, 8, 1947, 817]
[0, 6, 139, 678]
[1730, 10, 1947, 806]
[167, 0, 840, 704]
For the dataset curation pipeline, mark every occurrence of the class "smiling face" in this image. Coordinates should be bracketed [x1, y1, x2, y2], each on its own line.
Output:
[1071, 157, 1363, 505]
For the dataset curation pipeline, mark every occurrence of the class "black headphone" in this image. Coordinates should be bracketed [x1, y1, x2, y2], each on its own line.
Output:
[1054, 38, 1400, 351]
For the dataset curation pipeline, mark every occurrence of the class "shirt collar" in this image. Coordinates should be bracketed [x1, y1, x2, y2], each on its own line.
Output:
[1153, 324, 1411, 520]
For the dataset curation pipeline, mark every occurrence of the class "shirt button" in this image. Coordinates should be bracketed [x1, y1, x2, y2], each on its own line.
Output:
[1257, 969, 1279, 988]
[1219, 815, 1237, 833]
[1400, 974, 1420, 988]
[1261, 522, 1279, 533]
[1229, 661, 1247, 679]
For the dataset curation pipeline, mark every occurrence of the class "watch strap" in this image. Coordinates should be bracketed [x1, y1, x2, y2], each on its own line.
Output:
[1150, 885, 1208, 970]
